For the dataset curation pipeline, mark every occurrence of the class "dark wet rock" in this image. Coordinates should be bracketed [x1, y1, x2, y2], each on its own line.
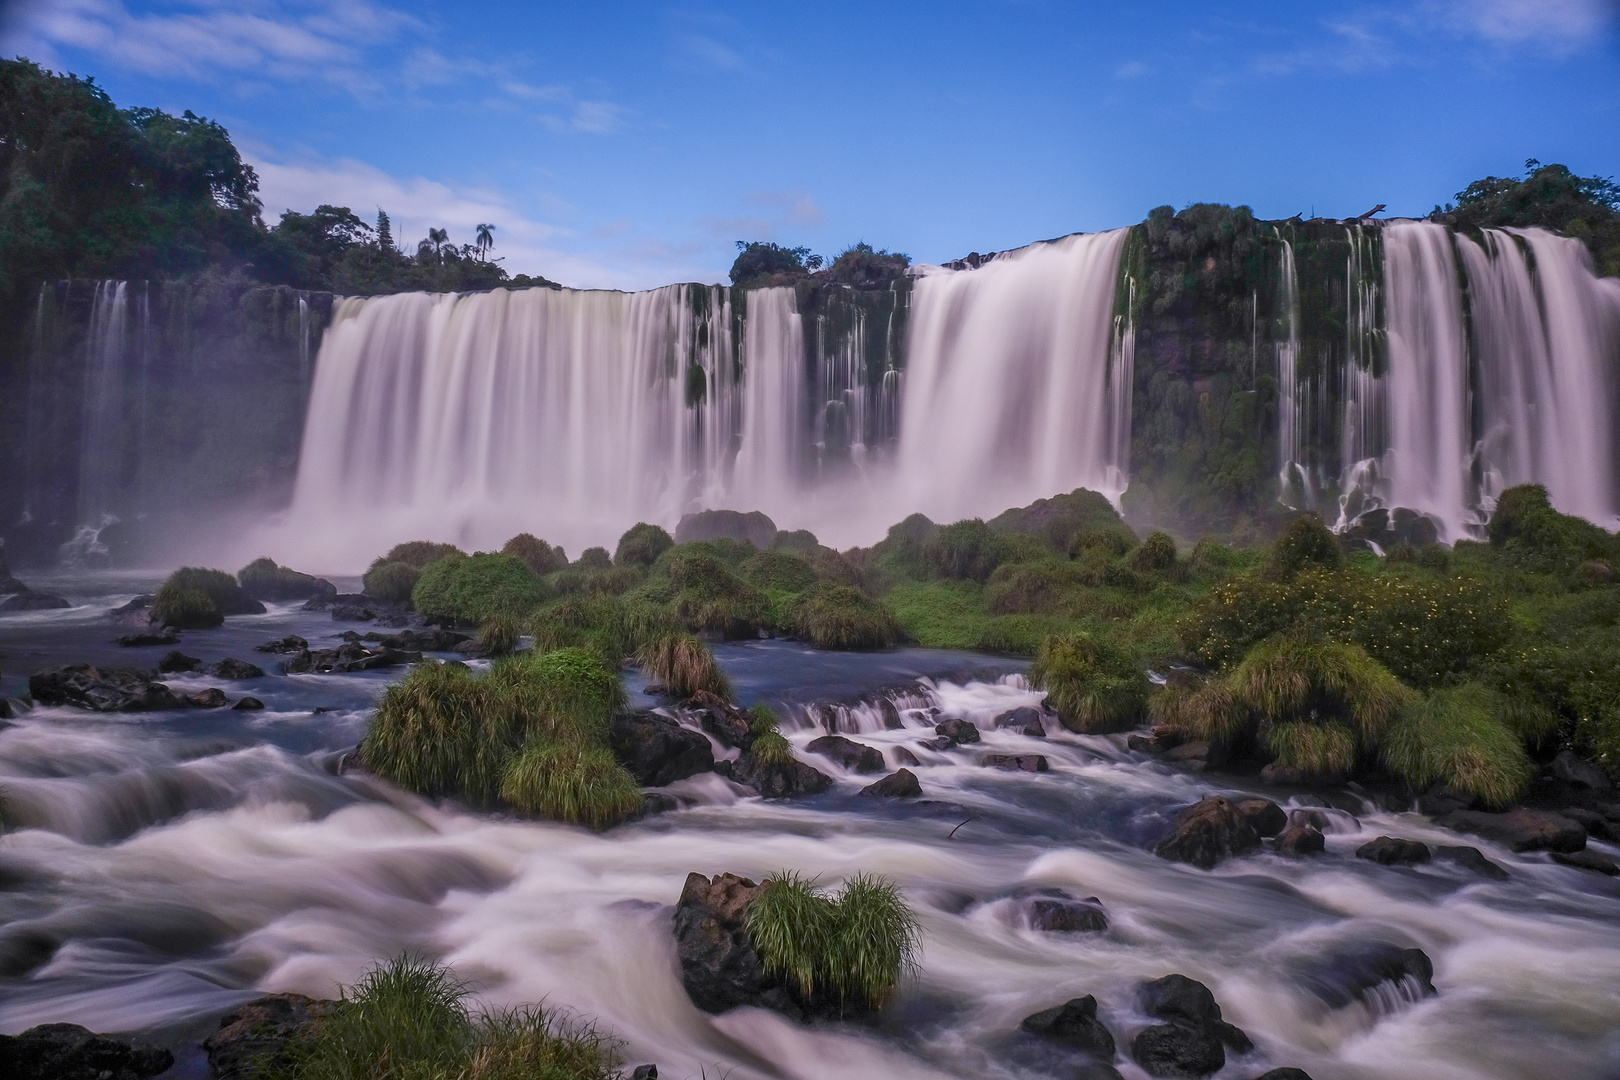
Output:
[1075, 1067, 1126, 1080]
[611, 712, 714, 786]
[1154, 796, 1260, 869]
[630, 1065, 659, 1080]
[806, 734, 885, 773]
[730, 749, 833, 799]
[1026, 894, 1108, 933]
[675, 508, 777, 548]
[1141, 974, 1223, 1029]
[880, 697, 904, 729]
[1293, 943, 1435, 1010]
[893, 746, 922, 767]
[255, 635, 309, 654]
[995, 706, 1047, 737]
[369, 628, 470, 652]
[1437, 808, 1586, 853]
[106, 594, 156, 627]
[1551, 849, 1619, 875]
[982, 753, 1050, 772]
[1417, 782, 1479, 817]
[1355, 836, 1431, 866]
[117, 630, 178, 647]
[237, 563, 337, 603]
[859, 768, 921, 798]
[0, 590, 71, 611]
[1561, 808, 1620, 844]
[688, 691, 754, 749]
[282, 643, 422, 675]
[672, 872, 804, 1019]
[0, 1022, 172, 1080]
[1549, 750, 1612, 793]
[1253, 1070, 1315, 1080]
[1432, 844, 1508, 881]
[1237, 798, 1287, 837]
[29, 664, 185, 712]
[641, 793, 680, 817]
[1261, 761, 1347, 786]
[1274, 824, 1325, 857]
[1163, 740, 1214, 766]
[208, 658, 266, 680]
[934, 718, 980, 744]
[325, 594, 410, 625]
[919, 736, 957, 752]
[188, 687, 229, 708]
[157, 650, 202, 674]
[1020, 995, 1115, 1058]
[1131, 1024, 1225, 1078]
[233, 697, 266, 711]
[203, 992, 337, 1080]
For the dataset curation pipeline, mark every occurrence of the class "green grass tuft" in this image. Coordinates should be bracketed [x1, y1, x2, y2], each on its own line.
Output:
[384, 540, 464, 568]
[153, 585, 220, 629]
[412, 552, 550, 623]
[476, 613, 522, 657]
[748, 703, 779, 736]
[502, 533, 568, 575]
[636, 633, 731, 700]
[500, 742, 643, 829]
[1264, 720, 1358, 776]
[1382, 683, 1535, 806]
[575, 546, 613, 571]
[738, 549, 819, 593]
[788, 582, 903, 650]
[1227, 635, 1413, 743]
[363, 559, 421, 605]
[614, 522, 673, 567]
[1029, 632, 1149, 733]
[745, 872, 919, 1010]
[1265, 514, 1343, 578]
[748, 730, 793, 766]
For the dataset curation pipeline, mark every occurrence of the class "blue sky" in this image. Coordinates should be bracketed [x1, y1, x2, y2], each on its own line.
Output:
[4, 0, 1619, 289]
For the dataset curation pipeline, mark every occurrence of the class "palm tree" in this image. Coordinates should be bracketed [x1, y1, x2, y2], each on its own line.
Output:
[429, 227, 449, 255]
[475, 223, 496, 261]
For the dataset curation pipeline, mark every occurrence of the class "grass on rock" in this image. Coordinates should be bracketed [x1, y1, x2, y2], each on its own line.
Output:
[363, 559, 420, 606]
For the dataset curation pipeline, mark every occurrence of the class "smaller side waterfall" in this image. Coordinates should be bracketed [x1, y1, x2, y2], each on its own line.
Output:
[75, 281, 134, 527]
[1274, 232, 1308, 509]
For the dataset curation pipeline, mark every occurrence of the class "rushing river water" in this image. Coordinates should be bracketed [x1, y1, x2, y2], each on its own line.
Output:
[1, 576, 1619, 1080]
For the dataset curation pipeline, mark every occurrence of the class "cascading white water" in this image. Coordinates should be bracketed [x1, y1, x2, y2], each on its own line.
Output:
[76, 281, 130, 525]
[1274, 232, 1310, 510]
[275, 230, 1134, 567]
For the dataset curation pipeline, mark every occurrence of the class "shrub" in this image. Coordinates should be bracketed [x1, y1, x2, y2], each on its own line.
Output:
[1265, 514, 1343, 577]
[636, 633, 731, 700]
[745, 872, 919, 1011]
[153, 586, 222, 629]
[772, 529, 820, 554]
[789, 582, 904, 650]
[154, 566, 259, 617]
[923, 519, 1017, 582]
[412, 552, 549, 622]
[749, 730, 794, 766]
[529, 594, 632, 662]
[615, 522, 674, 567]
[576, 546, 613, 571]
[384, 540, 464, 568]
[1068, 525, 1138, 559]
[1387, 542, 1451, 573]
[658, 548, 770, 638]
[989, 487, 1127, 552]
[1381, 683, 1534, 805]
[984, 559, 1091, 615]
[549, 564, 643, 597]
[1127, 531, 1180, 576]
[1264, 720, 1359, 776]
[1189, 537, 1246, 577]
[739, 549, 819, 593]
[1228, 635, 1414, 745]
[236, 557, 331, 601]
[1487, 483, 1618, 574]
[476, 613, 521, 657]
[487, 648, 625, 743]
[502, 533, 568, 575]
[1029, 632, 1149, 733]
[362, 559, 420, 605]
[501, 742, 643, 829]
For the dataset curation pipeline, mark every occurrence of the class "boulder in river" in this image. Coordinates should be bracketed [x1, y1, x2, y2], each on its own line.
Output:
[671, 872, 800, 1017]
[1131, 974, 1253, 1078]
[116, 630, 178, 647]
[730, 748, 833, 799]
[1432, 844, 1508, 880]
[1154, 796, 1260, 869]
[994, 706, 1047, 736]
[1291, 943, 1435, 1010]
[255, 635, 309, 654]
[1273, 823, 1325, 857]
[203, 993, 337, 1080]
[982, 753, 1050, 772]
[1236, 798, 1287, 837]
[1551, 849, 1619, 875]
[1020, 994, 1116, 1058]
[610, 712, 714, 786]
[687, 691, 754, 749]
[189, 687, 229, 708]
[0, 1022, 172, 1080]
[1355, 836, 1431, 866]
[860, 768, 922, 798]
[1436, 808, 1586, 853]
[157, 650, 202, 673]
[935, 717, 981, 744]
[1548, 749, 1612, 793]
[208, 658, 266, 680]
[1253, 1070, 1315, 1080]
[806, 734, 885, 773]
[29, 664, 185, 712]
[1026, 893, 1108, 933]
[233, 696, 266, 711]
[283, 643, 422, 675]
[0, 590, 71, 611]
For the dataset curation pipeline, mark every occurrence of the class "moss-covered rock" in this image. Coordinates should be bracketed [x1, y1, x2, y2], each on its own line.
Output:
[411, 552, 548, 622]
[789, 582, 903, 650]
[1030, 632, 1148, 733]
[614, 522, 674, 568]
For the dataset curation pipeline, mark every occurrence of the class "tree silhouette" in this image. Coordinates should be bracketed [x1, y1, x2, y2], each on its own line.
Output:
[475, 223, 496, 260]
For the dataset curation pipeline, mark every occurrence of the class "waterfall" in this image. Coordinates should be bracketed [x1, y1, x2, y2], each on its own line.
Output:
[278, 230, 1134, 565]
[1274, 231, 1308, 509]
[75, 281, 131, 527]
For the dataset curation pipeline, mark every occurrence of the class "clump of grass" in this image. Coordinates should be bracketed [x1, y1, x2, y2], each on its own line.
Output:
[502, 533, 568, 575]
[1029, 632, 1149, 733]
[1264, 514, 1343, 578]
[363, 559, 421, 605]
[1263, 720, 1359, 776]
[636, 633, 731, 700]
[1382, 683, 1535, 806]
[748, 731, 794, 766]
[412, 552, 549, 622]
[1127, 531, 1181, 577]
[501, 742, 643, 829]
[290, 956, 621, 1080]
[615, 522, 674, 567]
[528, 594, 631, 662]
[738, 549, 819, 593]
[1227, 635, 1413, 743]
[476, 613, 522, 657]
[1149, 679, 1245, 742]
[153, 585, 221, 629]
[384, 540, 464, 568]
[656, 548, 771, 638]
[745, 872, 920, 1011]
[1189, 537, 1246, 577]
[575, 546, 613, 571]
[788, 582, 903, 650]
[923, 519, 1016, 582]
[983, 558, 1091, 615]
[772, 528, 820, 554]
[748, 703, 779, 737]
[487, 648, 625, 743]
[1067, 524, 1137, 559]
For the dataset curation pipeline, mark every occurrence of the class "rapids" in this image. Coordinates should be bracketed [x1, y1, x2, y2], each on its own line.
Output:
[2, 583, 1619, 1079]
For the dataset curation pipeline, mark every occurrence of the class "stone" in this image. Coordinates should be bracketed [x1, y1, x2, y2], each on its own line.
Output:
[1549, 750, 1612, 792]
[117, 630, 178, 647]
[1026, 895, 1108, 933]
[1130, 973, 1251, 1077]
[255, 635, 309, 654]
[994, 706, 1047, 736]
[203, 993, 336, 1080]
[1163, 740, 1212, 764]
[610, 713, 714, 786]
[1237, 798, 1287, 837]
[1260, 761, 1347, 786]
[0, 590, 72, 611]
[893, 746, 922, 767]
[1355, 836, 1431, 866]
[1561, 808, 1620, 844]
[860, 769, 922, 798]
[688, 691, 753, 749]
[189, 688, 229, 708]
[0, 1023, 172, 1080]
[672, 872, 831, 1021]
[806, 734, 885, 773]
[369, 628, 469, 652]
[1253, 1071, 1315, 1080]
[237, 562, 337, 603]
[1432, 844, 1509, 881]
[982, 753, 1050, 772]
[642, 793, 680, 817]
[1141, 974, 1222, 1029]
[630, 1067, 658, 1080]
[209, 658, 266, 680]
[934, 718, 981, 744]
[157, 650, 202, 673]
[1131, 1024, 1224, 1078]
[1293, 944, 1435, 1011]
[1417, 782, 1478, 817]
[919, 737, 956, 752]
[879, 697, 904, 729]
[674, 509, 777, 549]
[1019, 995, 1116, 1058]
[730, 751, 833, 799]
[1154, 796, 1260, 869]
[1075, 1067, 1126, 1080]
[282, 644, 422, 675]
[1437, 808, 1587, 853]
[106, 595, 156, 627]
[233, 697, 266, 711]
[1274, 824, 1325, 857]
[1551, 849, 1619, 875]
[28, 664, 185, 712]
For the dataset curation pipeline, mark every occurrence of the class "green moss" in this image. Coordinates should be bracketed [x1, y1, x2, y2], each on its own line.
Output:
[362, 559, 420, 605]
[983, 558, 1094, 615]
[502, 532, 568, 575]
[412, 552, 549, 622]
[153, 585, 221, 629]
[383, 540, 464, 568]
[1381, 683, 1535, 806]
[789, 582, 903, 650]
[614, 522, 674, 567]
[1029, 632, 1149, 733]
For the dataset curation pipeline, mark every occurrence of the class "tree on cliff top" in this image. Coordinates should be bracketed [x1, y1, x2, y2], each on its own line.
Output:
[1434, 160, 1620, 277]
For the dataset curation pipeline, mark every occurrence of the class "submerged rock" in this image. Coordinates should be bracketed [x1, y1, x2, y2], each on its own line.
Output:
[1154, 796, 1260, 869]
[29, 664, 184, 712]
[1437, 808, 1586, 853]
[611, 713, 714, 786]
[157, 650, 202, 674]
[1020, 995, 1116, 1058]
[1355, 836, 1431, 866]
[1131, 974, 1252, 1078]
[0, 590, 71, 611]
[994, 706, 1047, 736]
[806, 734, 885, 773]
[282, 643, 422, 675]
[0, 1023, 172, 1080]
[1291, 943, 1435, 1011]
[255, 635, 309, 654]
[859, 768, 921, 798]
[203, 993, 336, 1080]
[1551, 849, 1619, 875]
[233, 696, 266, 711]
[1432, 844, 1508, 880]
[208, 658, 266, 680]
[982, 753, 1050, 772]
[1026, 893, 1108, 933]
[116, 630, 178, 647]
[687, 691, 753, 749]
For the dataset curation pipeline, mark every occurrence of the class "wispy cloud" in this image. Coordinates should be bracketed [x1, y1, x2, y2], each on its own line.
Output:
[673, 32, 745, 72]
[541, 100, 626, 135]
[746, 190, 826, 228]
[1113, 60, 1155, 80]
[1448, 0, 1617, 52]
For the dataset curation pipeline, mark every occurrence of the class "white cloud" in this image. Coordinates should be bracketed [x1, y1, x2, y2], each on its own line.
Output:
[1454, 0, 1616, 51]
[1113, 60, 1154, 79]
[746, 190, 827, 228]
[672, 32, 744, 72]
[540, 99, 626, 135]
